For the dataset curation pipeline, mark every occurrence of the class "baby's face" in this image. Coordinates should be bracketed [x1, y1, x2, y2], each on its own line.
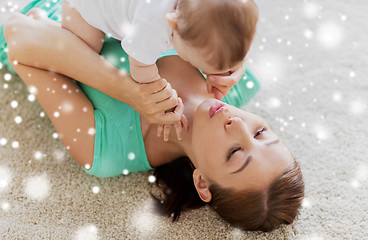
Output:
[172, 31, 243, 76]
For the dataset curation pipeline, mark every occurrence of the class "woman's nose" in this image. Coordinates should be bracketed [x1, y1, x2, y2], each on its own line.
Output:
[226, 117, 253, 145]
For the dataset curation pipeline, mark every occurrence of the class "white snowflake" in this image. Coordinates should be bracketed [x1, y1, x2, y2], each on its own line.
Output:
[303, 29, 313, 39]
[314, 125, 329, 140]
[246, 81, 254, 89]
[10, 100, 18, 108]
[28, 94, 36, 102]
[1, 201, 10, 211]
[88, 128, 95, 135]
[34, 151, 44, 160]
[316, 22, 343, 49]
[302, 198, 313, 209]
[74, 224, 99, 240]
[23, 174, 51, 201]
[0, 138, 7, 146]
[332, 92, 342, 102]
[148, 175, 156, 183]
[92, 186, 100, 194]
[0, 166, 12, 191]
[14, 116, 22, 124]
[267, 97, 281, 109]
[28, 85, 38, 95]
[4, 73, 11, 81]
[11, 141, 19, 148]
[53, 149, 65, 161]
[128, 152, 135, 160]
[350, 100, 366, 115]
[303, 2, 321, 19]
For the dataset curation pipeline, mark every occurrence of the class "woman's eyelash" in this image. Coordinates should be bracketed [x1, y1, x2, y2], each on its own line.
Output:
[254, 127, 267, 138]
[227, 147, 241, 161]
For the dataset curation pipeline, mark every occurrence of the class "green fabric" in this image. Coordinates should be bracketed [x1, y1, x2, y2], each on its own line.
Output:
[79, 38, 152, 177]
[0, 0, 261, 177]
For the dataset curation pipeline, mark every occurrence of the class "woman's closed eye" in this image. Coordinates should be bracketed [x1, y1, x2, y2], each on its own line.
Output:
[227, 146, 241, 161]
[254, 127, 267, 138]
[226, 128, 267, 161]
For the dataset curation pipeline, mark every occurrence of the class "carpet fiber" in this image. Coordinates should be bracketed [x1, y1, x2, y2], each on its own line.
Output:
[1, 0, 367, 239]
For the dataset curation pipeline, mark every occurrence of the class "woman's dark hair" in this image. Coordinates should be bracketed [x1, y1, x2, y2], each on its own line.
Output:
[152, 157, 205, 220]
[152, 157, 304, 232]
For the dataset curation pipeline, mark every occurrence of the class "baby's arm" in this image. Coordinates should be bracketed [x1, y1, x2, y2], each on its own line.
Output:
[129, 56, 161, 83]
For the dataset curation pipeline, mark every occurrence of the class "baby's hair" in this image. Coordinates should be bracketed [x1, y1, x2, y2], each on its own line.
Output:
[176, 0, 258, 70]
[152, 157, 304, 232]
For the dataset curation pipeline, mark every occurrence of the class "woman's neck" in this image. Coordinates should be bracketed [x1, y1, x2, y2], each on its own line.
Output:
[144, 55, 214, 167]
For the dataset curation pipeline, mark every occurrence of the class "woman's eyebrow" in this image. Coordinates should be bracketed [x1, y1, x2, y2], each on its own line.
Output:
[231, 155, 253, 174]
[265, 138, 279, 146]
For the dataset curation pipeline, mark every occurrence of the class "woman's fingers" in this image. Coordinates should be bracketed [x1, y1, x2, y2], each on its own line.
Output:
[156, 98, 185, 141]
[157, 124, 164, 137]
[143, 77, 167, 94]
[154, 88, 179, 114]
[163, 124, 172, 141]
[173, 98, 184, 140]
[151, 81, 175, 103]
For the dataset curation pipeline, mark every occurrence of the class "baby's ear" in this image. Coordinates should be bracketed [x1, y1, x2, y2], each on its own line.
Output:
[193, 169, 212, 202]
[166, 11, 178, 29]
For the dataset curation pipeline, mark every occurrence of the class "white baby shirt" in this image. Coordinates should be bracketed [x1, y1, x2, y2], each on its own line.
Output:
[67, 0, 176, 65]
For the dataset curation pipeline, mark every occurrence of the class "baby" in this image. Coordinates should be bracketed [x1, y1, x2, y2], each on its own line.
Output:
[62, 0, 258, 138]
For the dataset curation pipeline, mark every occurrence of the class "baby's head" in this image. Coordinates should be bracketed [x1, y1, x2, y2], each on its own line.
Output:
[167, 0, 258, 75]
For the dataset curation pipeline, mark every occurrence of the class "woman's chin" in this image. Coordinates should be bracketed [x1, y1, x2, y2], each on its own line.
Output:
[197, 99, 220, 112]
[193, 99, 220, 129]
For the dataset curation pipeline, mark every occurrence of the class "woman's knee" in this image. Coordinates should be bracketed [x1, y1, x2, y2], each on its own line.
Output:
[4, 13, 23, 42]
[4, 13, 31, 62]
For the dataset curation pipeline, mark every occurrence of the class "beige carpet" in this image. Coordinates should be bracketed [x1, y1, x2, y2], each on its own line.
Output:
[1, 0, 368, 239]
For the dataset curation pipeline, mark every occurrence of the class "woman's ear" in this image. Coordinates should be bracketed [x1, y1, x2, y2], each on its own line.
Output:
[193, 169, 212, 202]
[166, 11, 178, 30]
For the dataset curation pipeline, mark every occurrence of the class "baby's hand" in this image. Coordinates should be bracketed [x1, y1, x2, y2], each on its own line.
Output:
[206, 64, 246, 100]
[157, 98, 188, 141]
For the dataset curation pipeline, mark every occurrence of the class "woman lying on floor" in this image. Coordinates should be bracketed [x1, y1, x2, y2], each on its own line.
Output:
[1, 1, 304, 232]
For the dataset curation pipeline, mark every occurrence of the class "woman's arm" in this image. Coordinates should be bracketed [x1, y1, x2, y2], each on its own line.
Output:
[5, 13, 125, 99]
[4, 13, 181, 125]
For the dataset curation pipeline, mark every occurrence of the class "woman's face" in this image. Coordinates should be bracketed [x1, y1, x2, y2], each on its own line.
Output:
[191, 99, 293, 191]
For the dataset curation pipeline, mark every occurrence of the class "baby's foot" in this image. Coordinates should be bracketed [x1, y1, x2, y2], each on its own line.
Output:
[26, 8, 60, 26]
[26, 8, 47, 20]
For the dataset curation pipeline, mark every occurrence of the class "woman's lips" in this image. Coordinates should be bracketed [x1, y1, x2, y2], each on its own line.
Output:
[209, 101, 226, 118]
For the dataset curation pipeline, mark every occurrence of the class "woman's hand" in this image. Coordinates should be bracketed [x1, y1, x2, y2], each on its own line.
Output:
[156, 98, 187, 142]
[122, 76, 182, 124]
[116, 74, 185, 141]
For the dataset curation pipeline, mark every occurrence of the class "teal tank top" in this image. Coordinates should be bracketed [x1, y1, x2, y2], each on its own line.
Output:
[0, 0, 261, 177]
